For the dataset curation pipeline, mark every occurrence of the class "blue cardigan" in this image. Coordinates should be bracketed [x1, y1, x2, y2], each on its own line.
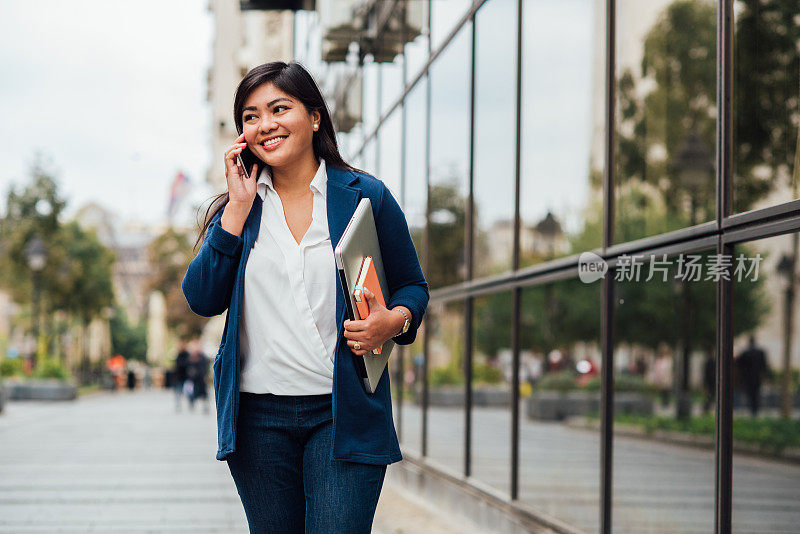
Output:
[182, 165, 429, 464]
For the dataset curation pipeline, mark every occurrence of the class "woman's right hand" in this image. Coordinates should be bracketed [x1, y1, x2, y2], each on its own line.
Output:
[221, 133, 259, 236]
[224, 133, 259, 207]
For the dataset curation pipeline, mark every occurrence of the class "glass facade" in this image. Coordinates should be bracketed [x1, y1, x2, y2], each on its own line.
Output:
[293, 1, 800, 532]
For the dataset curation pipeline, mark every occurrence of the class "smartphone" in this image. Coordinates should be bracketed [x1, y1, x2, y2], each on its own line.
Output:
[236, 153, 250, 180]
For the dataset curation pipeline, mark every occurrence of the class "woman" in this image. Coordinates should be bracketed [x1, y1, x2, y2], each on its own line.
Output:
[182, 61, 429, 533]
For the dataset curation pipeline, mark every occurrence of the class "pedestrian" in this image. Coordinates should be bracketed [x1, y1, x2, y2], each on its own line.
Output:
[182, 61, 429, 533]
[735, 334, 770, 417]
[126, 368, 136, 391]
[173, 340, 190, 412]
[186, 339, 209, 414]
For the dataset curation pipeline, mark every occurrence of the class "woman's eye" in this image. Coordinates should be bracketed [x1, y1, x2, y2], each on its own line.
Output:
[244, 114, 257, 121]
[274, 105, 288, 113]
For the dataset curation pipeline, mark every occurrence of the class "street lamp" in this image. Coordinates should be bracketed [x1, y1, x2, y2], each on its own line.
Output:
[24, 237, 47, 370]
[673, 130, 714, 226]
[672, 130, 714, 420]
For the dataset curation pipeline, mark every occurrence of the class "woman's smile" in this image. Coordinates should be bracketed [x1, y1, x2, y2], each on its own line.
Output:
[257, 134, 288, 153]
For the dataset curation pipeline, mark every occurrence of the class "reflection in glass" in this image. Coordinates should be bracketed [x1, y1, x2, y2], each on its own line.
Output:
[612, 249, 726, 532]
[519, 279, 601, 532]
[520, 0, 605, 269]
[473, 0, 517, 278]
[614, 0, 717, 243]
[428, 23, 471, 290]
[431, 0, 472, 52]
[363, 61, 380, 135]
[733, 1, 800, 213]
[404, 0, 430, 81]
[381, 58, 404, 118]
[732, 233, 800, 531]
[362, 138, 377, 176]
[425, 300, 466, 473]
[378, 108, 402, 195]
[399, 320, 426, 454]
[404, 77, 428, 269]
[471, 291, 513, 495]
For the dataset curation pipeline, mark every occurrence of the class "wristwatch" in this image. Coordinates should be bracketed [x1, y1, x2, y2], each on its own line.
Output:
[393, 307, 411, 338]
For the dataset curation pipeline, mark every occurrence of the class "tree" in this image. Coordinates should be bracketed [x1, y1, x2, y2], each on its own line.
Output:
[147, 228, 207, 339]
[409, 180, 468, 290]
[110, 305, 147, 361]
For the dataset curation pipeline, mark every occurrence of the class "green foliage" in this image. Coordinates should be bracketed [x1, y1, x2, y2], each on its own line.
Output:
[110, 306, 148, 361]
[147, 228, 207, 338]
[473, 362, 502, 384]
[583, 374, 659, 395]
[416, 181, 467, 290]
[0, 158, 115, 328]
[609, 413, 800, 455]
[429, 364, 463, 386]
[32, 358, 70, 380]
[534, 370, 578, 393]
[0, 358, 23, 378]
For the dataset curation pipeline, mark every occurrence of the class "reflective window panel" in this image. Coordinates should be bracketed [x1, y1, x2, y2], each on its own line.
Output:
[520, 0, 606, 268]
[426, 299, 467, 473]
[519, 278, 601, 532]
[612, 248, 716, 532]
[732, 233, 800, 532]
[473, 0, 518, 277]
[428, 22, 471, 290]
[732, 1, 800, 214]
[614, 0, 717, 243]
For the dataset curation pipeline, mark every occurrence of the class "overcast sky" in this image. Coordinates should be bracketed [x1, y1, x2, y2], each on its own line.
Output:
[0, 1, 214, 227]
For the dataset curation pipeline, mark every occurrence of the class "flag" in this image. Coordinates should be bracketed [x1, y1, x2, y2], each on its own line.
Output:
[167, 171, 190, 219]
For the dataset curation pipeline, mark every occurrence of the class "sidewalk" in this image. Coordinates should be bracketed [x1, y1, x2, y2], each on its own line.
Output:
[0, 387, 483, 533]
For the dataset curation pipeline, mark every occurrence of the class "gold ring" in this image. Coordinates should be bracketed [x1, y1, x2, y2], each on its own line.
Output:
[354, 342, 361, 350]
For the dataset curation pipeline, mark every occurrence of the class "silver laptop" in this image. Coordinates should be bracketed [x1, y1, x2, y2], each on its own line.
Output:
[334, 197, 394, 394]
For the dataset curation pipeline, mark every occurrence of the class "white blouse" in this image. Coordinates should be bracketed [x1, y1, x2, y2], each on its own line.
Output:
[238, 158, 337, 395]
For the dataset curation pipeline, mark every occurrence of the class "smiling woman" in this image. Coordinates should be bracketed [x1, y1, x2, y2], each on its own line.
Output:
[182, 61, 429, 534]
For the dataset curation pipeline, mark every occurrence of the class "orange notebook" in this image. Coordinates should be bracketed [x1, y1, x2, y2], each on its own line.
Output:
[353, 256, 385, 355]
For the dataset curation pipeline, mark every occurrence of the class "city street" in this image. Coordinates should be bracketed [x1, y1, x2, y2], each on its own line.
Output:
[0, 389, 484, 533]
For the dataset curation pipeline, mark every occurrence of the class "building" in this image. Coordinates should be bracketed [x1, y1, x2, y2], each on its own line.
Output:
[209, 1, 800, 532]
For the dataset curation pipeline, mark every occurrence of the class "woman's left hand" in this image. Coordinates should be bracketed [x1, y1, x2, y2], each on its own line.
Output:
[344, 288, 404, 356]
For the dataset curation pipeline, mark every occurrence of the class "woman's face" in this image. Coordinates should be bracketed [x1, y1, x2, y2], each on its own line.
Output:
[241, 82, 320, 168]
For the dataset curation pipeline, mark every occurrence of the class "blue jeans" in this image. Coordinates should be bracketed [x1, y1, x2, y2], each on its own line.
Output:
[226, 392, 387, 534]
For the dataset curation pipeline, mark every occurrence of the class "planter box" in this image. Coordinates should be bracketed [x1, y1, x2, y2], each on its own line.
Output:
[526, 390, 653, 421]
[3, 379, 78, 401]
[416, 385, 511, 407]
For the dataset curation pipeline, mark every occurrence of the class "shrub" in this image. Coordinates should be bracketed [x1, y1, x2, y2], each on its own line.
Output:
[584, 374, 659, 394]
[534, 370, 578, 392]
[0, 358, 23, 378]
[430, 364, 463, 386]
[473, 362, 503, 384]
[33, 358, 71, 380]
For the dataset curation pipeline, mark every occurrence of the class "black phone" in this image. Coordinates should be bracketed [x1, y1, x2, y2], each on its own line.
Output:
[236, 144, 261, 180]
[236, 154, 250, 180]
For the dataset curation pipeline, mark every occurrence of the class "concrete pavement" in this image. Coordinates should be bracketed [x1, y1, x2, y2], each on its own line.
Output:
[0, 388, 485, 533]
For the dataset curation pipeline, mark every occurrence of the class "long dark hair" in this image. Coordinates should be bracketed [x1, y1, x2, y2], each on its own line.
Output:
[194, 61, 364, 250]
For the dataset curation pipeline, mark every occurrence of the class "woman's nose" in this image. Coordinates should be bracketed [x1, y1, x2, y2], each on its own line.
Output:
[260, 116, 279, 132]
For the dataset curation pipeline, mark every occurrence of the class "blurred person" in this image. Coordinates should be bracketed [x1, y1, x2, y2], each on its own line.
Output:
[107, 354, 126, 392]
[735, 335, 770, 417]
[650, 346, 673, 408]
[174, 340, 191, 412]
[186, 339, 210, 414]
[126, 368, 136, 391]
[182, 61, 428, 533]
